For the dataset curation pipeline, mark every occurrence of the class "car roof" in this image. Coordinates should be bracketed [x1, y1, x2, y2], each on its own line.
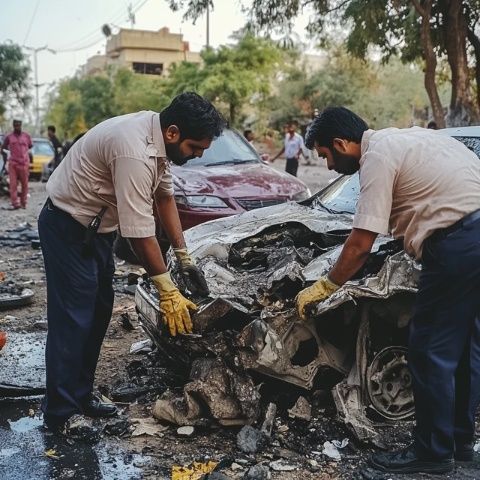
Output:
[439, 126, 480, 137]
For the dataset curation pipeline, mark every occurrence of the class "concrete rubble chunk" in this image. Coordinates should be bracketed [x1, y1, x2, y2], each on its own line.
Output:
[237, 425, 268, 454]
[177, 425, 194, 436]
[287, 396, 312, 422]
[268, 459, 296, 471]
[243, 464, 271, 479]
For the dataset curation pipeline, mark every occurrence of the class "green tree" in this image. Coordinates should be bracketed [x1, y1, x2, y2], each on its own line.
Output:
[168, 0, 480, 126]
[164, 33, 283, 125]
[0, 43, 31, 117]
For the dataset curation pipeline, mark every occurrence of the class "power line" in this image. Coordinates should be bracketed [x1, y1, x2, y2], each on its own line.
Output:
[53, 0, 149, 52]
[23, 0, 42, 45]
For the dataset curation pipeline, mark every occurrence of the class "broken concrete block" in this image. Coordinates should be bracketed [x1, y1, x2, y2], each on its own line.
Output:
[237, 425, 268, 454]
[269, 460, 296, 471]
[66, 415, 101, 444]
[243, 464, 271, 480]
[287, 396, 312, 422]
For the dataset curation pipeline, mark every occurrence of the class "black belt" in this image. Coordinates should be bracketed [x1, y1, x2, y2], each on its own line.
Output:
[429, 209, 480, 242]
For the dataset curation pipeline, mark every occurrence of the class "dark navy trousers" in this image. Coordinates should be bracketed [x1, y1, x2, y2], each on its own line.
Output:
[409, 217, 480, 460]
[38, 201, 115, 424]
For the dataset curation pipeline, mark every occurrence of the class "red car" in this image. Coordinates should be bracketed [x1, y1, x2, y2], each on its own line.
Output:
[172, 129, 311, 230]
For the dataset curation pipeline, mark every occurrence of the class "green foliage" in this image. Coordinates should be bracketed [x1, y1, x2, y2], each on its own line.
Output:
[270, 47, 432, 129]
[45, 68, 171, 139]
[0, 43, 31, 115]
[164, 33, 284, 125]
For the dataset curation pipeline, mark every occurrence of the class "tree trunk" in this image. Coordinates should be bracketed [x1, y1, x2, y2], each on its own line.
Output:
[442, 0, 478, 125]
[412, 0, 446, 128]
[467, 26, 480, 113]
[229, 102, 236, 126]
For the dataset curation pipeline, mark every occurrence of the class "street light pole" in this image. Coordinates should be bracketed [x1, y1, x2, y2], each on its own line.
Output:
[24, 45, 56, 135]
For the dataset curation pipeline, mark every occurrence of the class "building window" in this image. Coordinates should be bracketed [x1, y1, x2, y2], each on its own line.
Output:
[132, 62, 163, 75]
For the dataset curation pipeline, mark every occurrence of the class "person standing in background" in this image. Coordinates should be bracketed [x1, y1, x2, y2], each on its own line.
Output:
[271, 121, 307, 176]
[1, 119, 32, 209]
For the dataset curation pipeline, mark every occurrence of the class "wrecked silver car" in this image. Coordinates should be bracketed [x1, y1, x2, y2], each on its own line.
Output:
[135, 128, 480, 443]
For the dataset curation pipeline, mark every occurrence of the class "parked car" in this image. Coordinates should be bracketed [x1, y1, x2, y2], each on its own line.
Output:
[30, 138, 54, 180]
[172, 129, 310, 230]
[134, 128, 480, 442]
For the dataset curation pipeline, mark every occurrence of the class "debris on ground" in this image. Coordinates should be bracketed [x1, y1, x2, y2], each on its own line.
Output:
[153, 358, 260, 427]
[244, 464, 271, 480]
[65, 415, 101, 444]
[171, 460, 218, 480]
[269, 459, 296, 471]
[0, 223, 39, 248]
[237, 425, 268, 454]
[130, 416, 169, 437]
[129, 338, 153, 354]
[287, 396, 312, 422]
[177, 425, 195, 437]
[322, 438, 349, 460]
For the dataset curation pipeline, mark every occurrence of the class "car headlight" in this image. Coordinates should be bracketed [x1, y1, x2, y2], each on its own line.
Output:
[292, 189, 311, 202]
[175, 195, 229, 208]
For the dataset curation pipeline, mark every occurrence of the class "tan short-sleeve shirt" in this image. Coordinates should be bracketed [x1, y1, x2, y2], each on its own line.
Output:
[46, 111, 174, 237]
[353, 127, 480, 259]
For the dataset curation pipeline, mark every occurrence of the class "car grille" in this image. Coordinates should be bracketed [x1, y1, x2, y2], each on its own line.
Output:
[236, 198, 288, 210]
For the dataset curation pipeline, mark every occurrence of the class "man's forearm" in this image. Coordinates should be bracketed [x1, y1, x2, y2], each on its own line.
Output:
[129, 236, 167, 276]
[328, 228, 377, 286]
[155, 194, 186, 249]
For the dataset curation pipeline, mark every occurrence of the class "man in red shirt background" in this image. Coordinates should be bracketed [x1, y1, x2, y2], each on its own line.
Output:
[2, 119, 32, 209]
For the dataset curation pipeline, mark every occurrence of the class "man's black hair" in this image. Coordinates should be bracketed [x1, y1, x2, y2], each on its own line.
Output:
[427, 120, 438, 130]
[305, 106, 368, 150]
[47, 125, 56, 133]
[160, 92, 225, 141]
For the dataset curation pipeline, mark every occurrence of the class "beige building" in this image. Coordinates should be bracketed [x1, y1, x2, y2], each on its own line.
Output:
[84, 27, 201, 76]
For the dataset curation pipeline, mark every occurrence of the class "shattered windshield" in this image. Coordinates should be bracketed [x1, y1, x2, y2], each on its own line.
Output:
[314, 174, 359, 214]
[186, 129, 260, 167]
[453, 136, 480, 158]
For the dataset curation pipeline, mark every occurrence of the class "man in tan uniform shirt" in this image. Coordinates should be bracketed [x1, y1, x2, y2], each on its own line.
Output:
[38, 92, 224, 431]
[297, 107, 480, 474]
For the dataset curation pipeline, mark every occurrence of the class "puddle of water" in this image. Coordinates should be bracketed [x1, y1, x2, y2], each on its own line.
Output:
[8, 415, 43, 433]
[0, 399, 149, 480]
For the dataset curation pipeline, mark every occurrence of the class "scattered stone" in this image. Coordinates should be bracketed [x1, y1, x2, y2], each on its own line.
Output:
[260, 403, 277, 437]
[269, 459, 296, 472]
[230, 462, 244, 471]
[237, 425, 268, 454]
[277, 424, 289, 433]
[243, 464, 271, 480]
[103, 416, 131, 436]
[177, 425, 195, 436]
[206, 473, 231, 480]
[287, 396, 312, 422]
[3, 315, 17, 321]
[120, 312, 135, 331]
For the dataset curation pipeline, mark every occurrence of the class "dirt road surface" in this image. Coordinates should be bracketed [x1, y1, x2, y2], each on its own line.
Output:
[1, 174, 479, 480]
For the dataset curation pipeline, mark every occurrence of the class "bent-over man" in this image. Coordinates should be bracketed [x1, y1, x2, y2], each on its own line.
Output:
[297, 107, 480, 475]
[39, 92, 224, 432]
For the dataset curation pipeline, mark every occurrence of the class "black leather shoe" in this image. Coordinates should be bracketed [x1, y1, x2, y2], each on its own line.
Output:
[82, 396, 118, 418]
[370, 445, 454, 474]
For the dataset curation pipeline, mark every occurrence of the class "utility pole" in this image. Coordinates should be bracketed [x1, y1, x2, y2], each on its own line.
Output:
[206, 3, 210, 48]
[24, 45, 56, 135]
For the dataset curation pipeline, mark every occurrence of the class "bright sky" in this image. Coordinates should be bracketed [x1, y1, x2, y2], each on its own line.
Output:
[1, 0, 313, 123]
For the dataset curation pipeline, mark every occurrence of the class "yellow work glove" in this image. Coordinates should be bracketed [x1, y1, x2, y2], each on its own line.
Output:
[296, 276, 340, 320]
[151, 272, 198, 336]
[174, 248, 210, 297]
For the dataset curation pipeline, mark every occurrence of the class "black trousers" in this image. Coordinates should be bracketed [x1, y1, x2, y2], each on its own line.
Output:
[38, 201, 115, 424]
[285, 157, 298, 176]
[409, 215, 480, 459]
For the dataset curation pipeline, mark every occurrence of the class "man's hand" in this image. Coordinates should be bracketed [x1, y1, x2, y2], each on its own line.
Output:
[174, 248, 210, 297]
[296, 276, 339, 320]
[151, 272, 198, 336]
